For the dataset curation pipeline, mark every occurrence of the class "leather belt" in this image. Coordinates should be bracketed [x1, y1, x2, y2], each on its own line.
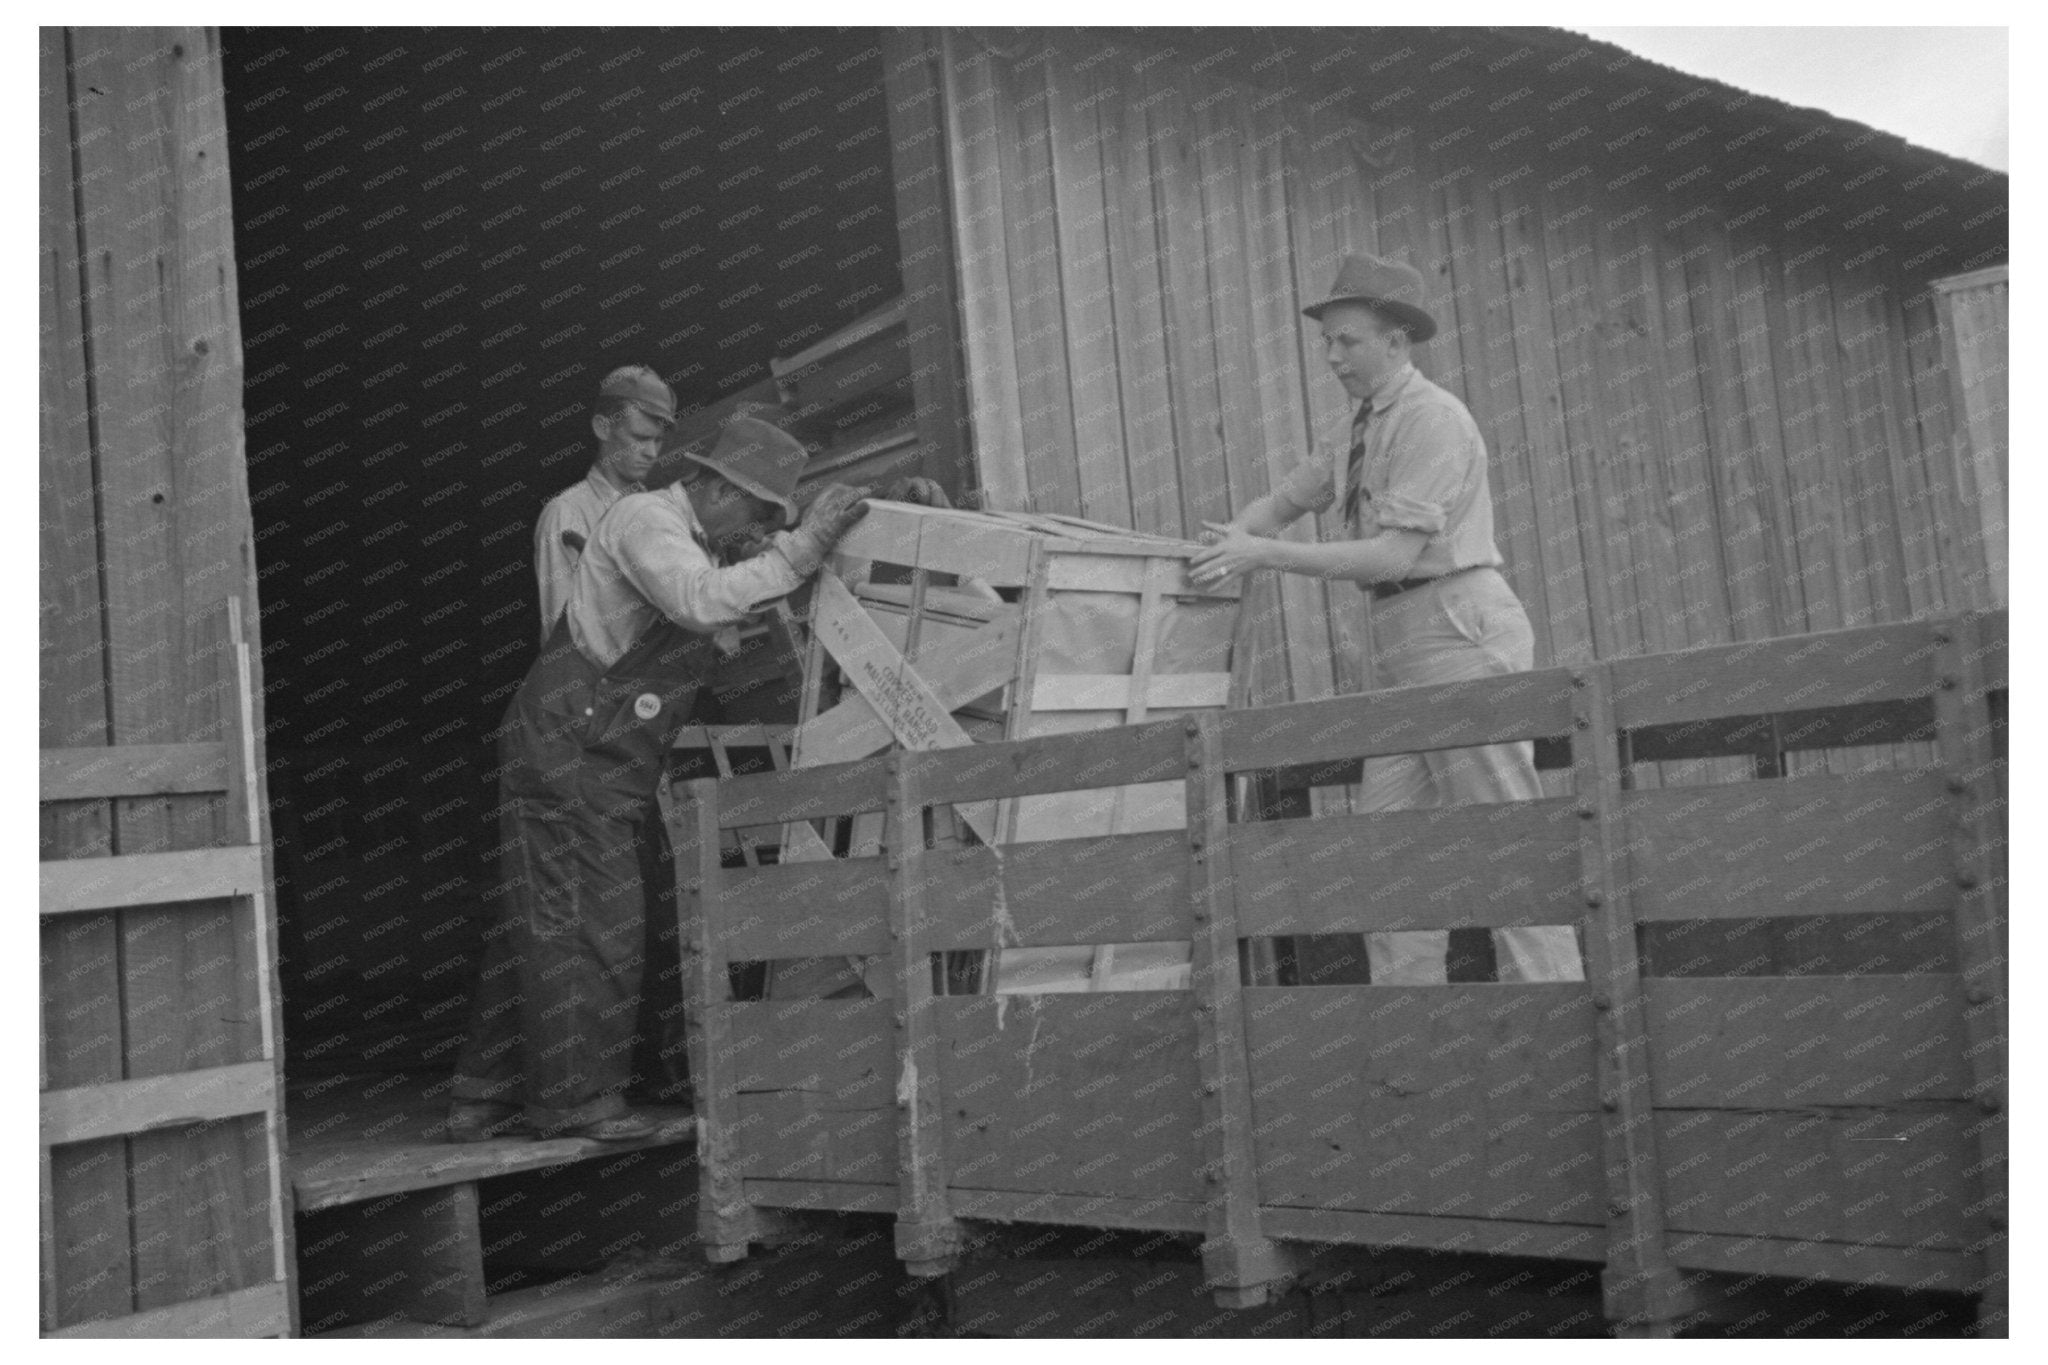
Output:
[1370, 575, 1439, 602]
[1370, 567, 1484, 602]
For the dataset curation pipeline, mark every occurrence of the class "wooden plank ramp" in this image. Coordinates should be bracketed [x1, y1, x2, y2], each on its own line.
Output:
[287, 1072, 697, 1335]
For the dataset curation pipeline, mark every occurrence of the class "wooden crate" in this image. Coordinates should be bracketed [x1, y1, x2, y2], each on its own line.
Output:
[774, 500, 1245, 993]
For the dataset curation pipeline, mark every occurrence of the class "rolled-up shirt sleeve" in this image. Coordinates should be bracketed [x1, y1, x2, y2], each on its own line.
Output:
[613, 509, 812, 633]
[1373, 404, 1471, 536]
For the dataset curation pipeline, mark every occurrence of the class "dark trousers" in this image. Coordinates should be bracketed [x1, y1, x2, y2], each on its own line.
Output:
[452, 798, 665, 1124]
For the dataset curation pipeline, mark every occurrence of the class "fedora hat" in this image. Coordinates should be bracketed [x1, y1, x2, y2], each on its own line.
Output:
[1302, 252, 1438, 342]
[683, 414, 808, 528]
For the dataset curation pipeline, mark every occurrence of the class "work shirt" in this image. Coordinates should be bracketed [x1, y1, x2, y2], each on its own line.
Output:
[1274, 363, 1504, 581]
[535, 469, 642, 641]
[564, 484, 820, 670]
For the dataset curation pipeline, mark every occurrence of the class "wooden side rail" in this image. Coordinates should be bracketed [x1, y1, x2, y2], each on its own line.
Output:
[677, 610, 2006, 1333]
[1607, 619, 1951, 729]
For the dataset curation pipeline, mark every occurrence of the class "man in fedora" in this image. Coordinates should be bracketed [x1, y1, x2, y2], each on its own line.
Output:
[532, 364, 677, 643]
[1190, 252, 1582, 987]
[449, 413, 871, 1141]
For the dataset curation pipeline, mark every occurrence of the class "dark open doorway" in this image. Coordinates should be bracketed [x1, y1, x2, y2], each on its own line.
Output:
[221, 27, 907, 1079]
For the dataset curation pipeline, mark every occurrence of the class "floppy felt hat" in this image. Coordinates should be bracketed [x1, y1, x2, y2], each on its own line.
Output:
[598, 364, 679, 427]
[683, 414, 808, 528]
[1301, 252, 1438, 342]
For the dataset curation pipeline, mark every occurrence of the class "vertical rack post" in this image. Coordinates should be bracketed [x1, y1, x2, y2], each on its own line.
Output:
[1933, 613, 2008, 1333]
[1572, 665, 1689, 1335]
[887, 751, 961, 1275]
[1185, 713, 1291, 1307]
[996, 541, 1050, 845]
[678, 776, 756, 1263]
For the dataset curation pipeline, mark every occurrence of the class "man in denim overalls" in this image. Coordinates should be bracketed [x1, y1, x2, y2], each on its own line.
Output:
[451, 416, 871, 1140]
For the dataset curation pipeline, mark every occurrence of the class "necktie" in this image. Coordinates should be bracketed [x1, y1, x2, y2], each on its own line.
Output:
[1340, 401, 1373, 526]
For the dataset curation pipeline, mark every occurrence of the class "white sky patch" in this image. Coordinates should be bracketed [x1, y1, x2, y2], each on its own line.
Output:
[1574, 26, 2008, 171]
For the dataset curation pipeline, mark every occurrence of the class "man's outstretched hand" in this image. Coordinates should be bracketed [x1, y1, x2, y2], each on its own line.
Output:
[1187, 521, 1271, 586]
[794, 482, 873, 558]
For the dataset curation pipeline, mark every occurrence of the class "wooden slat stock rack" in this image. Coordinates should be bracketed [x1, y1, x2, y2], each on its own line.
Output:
[673, 610, 2007, 1336]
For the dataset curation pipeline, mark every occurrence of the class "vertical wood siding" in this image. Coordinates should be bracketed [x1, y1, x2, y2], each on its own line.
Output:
[1933, 268, 2008, 608]
[939, 31, 2006, 711]
[40, 27, 282, 1331]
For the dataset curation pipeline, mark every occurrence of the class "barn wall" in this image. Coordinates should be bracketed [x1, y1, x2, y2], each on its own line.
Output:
[938, 30, 2007, 711]
[39, 27, 285, 1331]
[1932, 266, 2008, 608]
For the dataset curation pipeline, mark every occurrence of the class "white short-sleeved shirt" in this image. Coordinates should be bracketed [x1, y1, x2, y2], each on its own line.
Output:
[1275, 364, 1504, 581]
[534, 469, 641, 641]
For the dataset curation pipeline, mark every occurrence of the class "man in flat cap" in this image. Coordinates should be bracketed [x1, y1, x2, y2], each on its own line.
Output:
[1190, 252, 1582, 987]
[450, 414, 870, 1141]
[532, 364, 677, 642]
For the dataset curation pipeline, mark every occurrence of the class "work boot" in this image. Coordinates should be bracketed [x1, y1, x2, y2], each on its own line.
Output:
[445, 1099, 539, 1144]
[551, 1110, 663, 1142]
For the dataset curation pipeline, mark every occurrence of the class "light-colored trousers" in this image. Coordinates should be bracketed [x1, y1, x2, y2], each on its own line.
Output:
[1356, 569, 1584, 984]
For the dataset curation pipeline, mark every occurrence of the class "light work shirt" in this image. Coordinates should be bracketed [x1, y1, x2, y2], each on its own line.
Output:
[535, 469, 642, 641]
[564, 484, 820, 670]
[1275, 363, 1505, 581]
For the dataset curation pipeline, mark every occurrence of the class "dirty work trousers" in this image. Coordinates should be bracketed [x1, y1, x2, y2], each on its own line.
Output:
[1356, 568, 1585, 985]
[452, 616, 711, 1126]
